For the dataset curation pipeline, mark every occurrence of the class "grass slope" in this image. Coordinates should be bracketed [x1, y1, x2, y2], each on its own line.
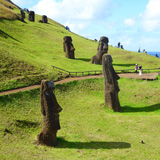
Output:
[0, 77, 160, 160]
[0, 0, 160, 92]
[0, 0, 19, 19]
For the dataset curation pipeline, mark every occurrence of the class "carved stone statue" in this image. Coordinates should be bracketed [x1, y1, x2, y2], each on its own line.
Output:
[20, 9, 25, 22]
[63, 36, 75, 59]
[28, 11, 35, 22]
[102, 54, 121, 112]
[42, 15, 48, 23]
[37, 80, 62, 146]
[91, 36, 109, 65]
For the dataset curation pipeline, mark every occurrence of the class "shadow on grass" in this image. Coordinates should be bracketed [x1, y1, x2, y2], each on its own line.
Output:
[0, 30, 21, 43]
[15, 120, 39, 128]
[75, 58, 91, 62]
[121, 103, 160, 112]
[113, 64, 135, 67]
[56, 138, 131, 149]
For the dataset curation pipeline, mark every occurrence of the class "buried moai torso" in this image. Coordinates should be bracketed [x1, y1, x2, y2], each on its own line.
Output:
[37, 80, 62, 146]
[63, 36, 75, 59]
[102, 54, 121, 112]
[42, 15, 48, 23]
[28, 11, 35, 22]
[91, 36, 109, 65]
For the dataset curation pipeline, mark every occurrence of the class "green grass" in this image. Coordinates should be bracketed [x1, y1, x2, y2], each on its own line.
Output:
[0, 0, 19, 19]
[0, 1, 160, 91]
[0, 77, 160, 160]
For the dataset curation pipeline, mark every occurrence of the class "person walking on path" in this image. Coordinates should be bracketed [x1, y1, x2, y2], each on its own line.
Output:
[135, 64, 138, 73]
[139, 65, 142, 75]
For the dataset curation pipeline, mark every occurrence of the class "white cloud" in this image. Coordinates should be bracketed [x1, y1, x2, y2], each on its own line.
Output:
[124, 18, 135, 27]
[141, 0, 160, 31]
[31, 0, 113, 32]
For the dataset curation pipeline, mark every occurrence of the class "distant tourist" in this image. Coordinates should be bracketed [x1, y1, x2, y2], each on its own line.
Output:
[139, 65, 142, 76]
[118, 42, 120, 48]
[120, 45, 124, 49]
[65, 26, 70, 31]
[155, 53, 159, 58]
[138, 47, 140, 52]
[135, 64, 138, 73]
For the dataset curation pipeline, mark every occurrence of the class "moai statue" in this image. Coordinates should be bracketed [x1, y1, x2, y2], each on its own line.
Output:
[20, 9, 25, 22]
[37, 80, 62, 146]
[28, 11, 35, 22]
[42, 15, 48, 23]
[63, 36, 75, 59]
[102, 54, 121, 112]
[91, 36, 109, 65]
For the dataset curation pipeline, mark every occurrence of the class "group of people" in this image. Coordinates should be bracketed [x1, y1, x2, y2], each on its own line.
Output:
[117, 42, 124, 49]
[135, 64, 143, 75]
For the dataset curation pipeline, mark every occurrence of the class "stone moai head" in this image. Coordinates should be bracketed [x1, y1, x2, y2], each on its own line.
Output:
[102, 54, 121, 112]
[104, 54, 113, 65]
[63, 36, 75, 59]
[28, 11, 35, 22]
[42, 15, 48, 23]
[100, 36, 109, 43]
[98, 36, 109, 53]
[20, 9, 25, 22]
[63, 36, 72, 43]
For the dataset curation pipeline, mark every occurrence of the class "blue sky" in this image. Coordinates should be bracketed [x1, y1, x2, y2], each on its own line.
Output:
[12, 0, 160, 52]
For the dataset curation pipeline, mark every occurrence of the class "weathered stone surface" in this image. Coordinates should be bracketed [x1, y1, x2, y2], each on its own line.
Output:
[91, 36, 109, 65]
[37, 80, 62, 146]
[42, 15, 48, 23]
[20, 9, 25, 22]
[63, 36, 75, 59]
[102, 54, 121, 112]
[28, 11, 35, 22]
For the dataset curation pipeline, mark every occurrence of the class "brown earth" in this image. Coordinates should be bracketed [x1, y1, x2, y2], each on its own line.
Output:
[0, 73, 158, 96]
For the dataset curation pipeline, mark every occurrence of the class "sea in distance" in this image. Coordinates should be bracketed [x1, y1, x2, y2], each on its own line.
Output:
[145, 51, 160, 58]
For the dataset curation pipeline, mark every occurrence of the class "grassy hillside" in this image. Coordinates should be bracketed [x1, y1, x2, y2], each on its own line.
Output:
[0, 0, 160, 91]
[0, 77, 160, 160]
[0, 0, 19, 19]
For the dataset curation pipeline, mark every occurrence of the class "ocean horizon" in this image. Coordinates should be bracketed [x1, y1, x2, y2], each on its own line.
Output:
[146, 51, 160, 58]
[135, 51, 160, 58]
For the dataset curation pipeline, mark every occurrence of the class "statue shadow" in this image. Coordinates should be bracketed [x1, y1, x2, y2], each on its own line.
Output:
[56, 138, 131, 149]
[0, 30, 21, 43]
[121, 103, 160, 113]
[113, 64, 135, 67]
[75, 58, 91, 62]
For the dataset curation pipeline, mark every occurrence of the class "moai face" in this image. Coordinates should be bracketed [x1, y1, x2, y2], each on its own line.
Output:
[104, 54, 113, 64]
[100, 36, 109, 43]
[46, 81, 55, 90]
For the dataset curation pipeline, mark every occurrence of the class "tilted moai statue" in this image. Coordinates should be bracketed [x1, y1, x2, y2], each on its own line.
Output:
[91, 36, 109, 65]
[37, 80, 62, 146]
[20, 9, 25, 22]
[63, 36, 75, 59]
[28, 11, 35, 22]
[42, 15, 48, 23]
[102, 54, 121, 112]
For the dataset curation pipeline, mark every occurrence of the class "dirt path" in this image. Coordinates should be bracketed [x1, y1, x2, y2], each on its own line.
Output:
[0, 73, 158, 96]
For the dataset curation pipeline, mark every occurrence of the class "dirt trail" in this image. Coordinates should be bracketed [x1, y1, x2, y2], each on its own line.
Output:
[0, 73, 158, 96]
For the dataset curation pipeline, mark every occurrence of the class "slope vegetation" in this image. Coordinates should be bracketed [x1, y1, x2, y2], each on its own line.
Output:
[0, 0, 160, 91]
